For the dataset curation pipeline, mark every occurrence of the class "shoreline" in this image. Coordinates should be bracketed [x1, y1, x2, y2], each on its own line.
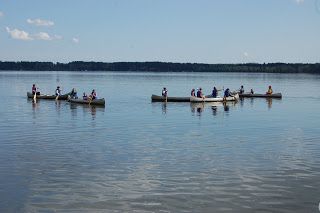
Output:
[0, 61, 319, 74]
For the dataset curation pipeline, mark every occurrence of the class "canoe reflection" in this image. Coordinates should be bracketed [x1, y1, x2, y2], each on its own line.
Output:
[190, 102, 236, 116]
[239, 97, 280, 109]
[69, 102, 105, 120]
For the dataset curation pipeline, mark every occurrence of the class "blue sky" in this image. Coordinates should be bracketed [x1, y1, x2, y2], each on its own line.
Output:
[0, 0, 320, 63]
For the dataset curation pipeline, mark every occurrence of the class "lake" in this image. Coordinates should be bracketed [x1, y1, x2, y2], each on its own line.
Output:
[0, 71, 320, 212]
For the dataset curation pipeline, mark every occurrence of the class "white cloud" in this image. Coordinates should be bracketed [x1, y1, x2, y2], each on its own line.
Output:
[6, 27, 61, 41]
[34, 32, 62, 40]
[295, 0, 304, 4]
[6, 27, 33, 40]
[27, 18, 54, 27]
[0, 11, 4, 17]
[243, 52, 249, 57]
[72, 37, 79, 43]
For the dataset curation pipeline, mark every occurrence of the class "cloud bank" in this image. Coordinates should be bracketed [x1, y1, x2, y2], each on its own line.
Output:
[34, 32, 62, 40]
[6, 27, 61, 41]
[0, 11, 4, 17]
[27, 18, 54, 26]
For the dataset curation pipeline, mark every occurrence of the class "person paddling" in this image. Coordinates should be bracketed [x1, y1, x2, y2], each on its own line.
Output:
[32, 84, 37, 95]
[162, 87, 168, 102]
[197, 88, 204, 98]
[90, 89, 97, 100]
[83, 92, 88, 100]
[239, 85, 244, 94]
[55, 86, 61, 96]
[212, 87, 218, 98]
[191, 88, 196, 97]
[55, 86, 61, 100]
[266, 85, 273, 95]
[71, 88, 78, 99]
[224, 88, 232, 98]
[162, 87, 168, 97]
[32, 84, 39, 101]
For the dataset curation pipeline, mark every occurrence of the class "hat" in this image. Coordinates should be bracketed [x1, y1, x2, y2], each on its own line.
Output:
[57, 86, 60, 88]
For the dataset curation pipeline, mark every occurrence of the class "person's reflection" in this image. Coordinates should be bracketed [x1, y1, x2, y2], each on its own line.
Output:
[266, 98, 272, 109]
[250, 97, 254, 106]
[162, 103, 167, 114]
[223, 102, 229, 112]
[240, 98, 244, 107]
[90, 106, 97, 120]
[31, 100, 38, 120]
[70, 103, 77, 118]
[55, 100, 61, 116]
[197, 106, 203, 116]
[190, 104, 195, 114]
[211, 106, 217, 116]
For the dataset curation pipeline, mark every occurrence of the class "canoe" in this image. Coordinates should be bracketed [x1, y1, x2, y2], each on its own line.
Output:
[190, 93, 239, 102]
[151, 94, 190, 102]
[239, 93, 282, 98]
[27, 92, 71, 100]
[68, 98, 105, 106]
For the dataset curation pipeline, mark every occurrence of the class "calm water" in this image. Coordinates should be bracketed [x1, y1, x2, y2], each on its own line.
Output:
[0, 71, 320, 212]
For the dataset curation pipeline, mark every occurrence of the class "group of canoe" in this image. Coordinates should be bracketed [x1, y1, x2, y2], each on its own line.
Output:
[152, 85, 282, 102]
[27, 84, 105, 106]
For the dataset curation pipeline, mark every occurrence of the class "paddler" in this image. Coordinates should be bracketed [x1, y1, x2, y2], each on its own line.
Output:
[266, 85, 273, 95]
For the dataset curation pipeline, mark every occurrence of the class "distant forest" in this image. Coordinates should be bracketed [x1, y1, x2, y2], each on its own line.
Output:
[0, 61, 320, 73]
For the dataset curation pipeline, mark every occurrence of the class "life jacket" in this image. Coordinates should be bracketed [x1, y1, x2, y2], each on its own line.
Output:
[55, 89, 60, 96]
[91, 92, 97, 99]
[162, 90, 167, 97]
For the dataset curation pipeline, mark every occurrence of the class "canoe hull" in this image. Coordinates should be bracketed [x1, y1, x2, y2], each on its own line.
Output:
[27, 92, 70, 100]
[68, 98, 105, 106]
[151, 94, 190, 102]
[190, 94, 239, 102]
[239, 93, 282, 98]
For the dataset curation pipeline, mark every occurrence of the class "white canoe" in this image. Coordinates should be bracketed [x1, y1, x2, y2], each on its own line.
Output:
[190, 94, 239, 102]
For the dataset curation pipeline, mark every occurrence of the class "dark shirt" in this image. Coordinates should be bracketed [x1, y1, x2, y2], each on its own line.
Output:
[240, 88, 244, 94]
[212, 89, 217, 98]
[197, 90, 202, 98]
[224, 90, 230, 97]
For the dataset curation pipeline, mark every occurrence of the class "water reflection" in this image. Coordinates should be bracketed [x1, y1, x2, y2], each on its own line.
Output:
[239, 97, 282, 109]
[28, 99, 39, 120]
[161, 103, 167, 114]
[69, 103, 105, 120]
[190, 102, 236, 116]
[266, 98, 272, 109]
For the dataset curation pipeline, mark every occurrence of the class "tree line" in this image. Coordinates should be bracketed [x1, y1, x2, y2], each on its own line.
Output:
[0, 61, 319, 73]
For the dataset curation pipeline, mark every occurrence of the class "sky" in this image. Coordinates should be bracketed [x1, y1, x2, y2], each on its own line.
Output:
[0, 0, 320, 63]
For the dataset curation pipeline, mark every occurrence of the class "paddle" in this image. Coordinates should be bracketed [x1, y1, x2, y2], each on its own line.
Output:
[88, 96, 92, 105]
